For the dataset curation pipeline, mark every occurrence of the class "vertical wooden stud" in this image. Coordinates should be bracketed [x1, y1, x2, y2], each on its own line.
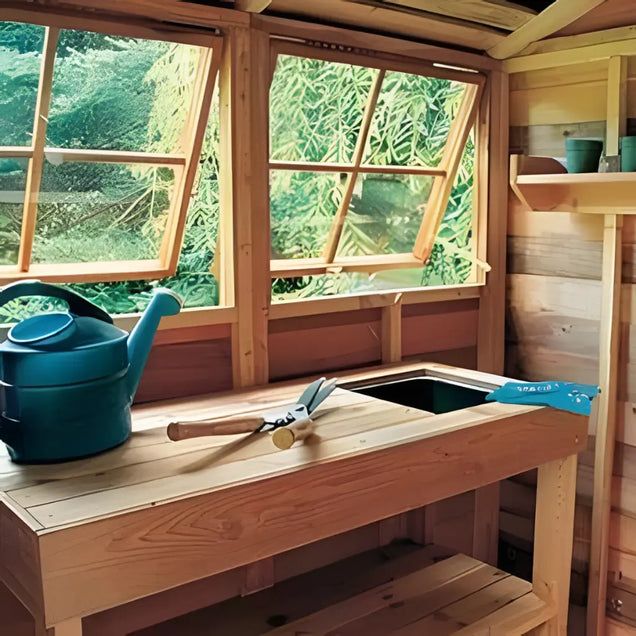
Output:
[18, 27, 59, 271]
[587, 55, 627, 636]
[381, 293, 402, 364]
[224, 23, 270, 388]
[241, 558, 274, 596]
[473, 70, 509, 567]
[532, 455, 578, 636]
[472, 483, 500, 565]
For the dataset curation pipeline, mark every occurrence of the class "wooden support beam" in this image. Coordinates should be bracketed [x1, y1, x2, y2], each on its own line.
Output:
[487, 0, 606, 60]
[235, 0, 272, 11]
[518, 24, 636, 57]
[381, 294, 402, 364]
[532, 455, 578, 635]
[222, 25, 270, 388]
[505, 36, 636, 74]
[587, 55, 627, 636]
[17, 27, 59, 272]
[385, 0, 537, 31]
[241, 558, 274, 596]
[268, 0, 505, 51]
[474, 71, 508, 568]
[477, 71, 508, 375]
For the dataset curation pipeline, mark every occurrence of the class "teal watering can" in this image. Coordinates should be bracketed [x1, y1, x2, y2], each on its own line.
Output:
[0, 281, 182, 463]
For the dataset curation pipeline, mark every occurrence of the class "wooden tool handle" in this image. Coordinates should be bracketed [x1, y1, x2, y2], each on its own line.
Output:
[167, 415, 264, 441]
[271, 418, 313, 450]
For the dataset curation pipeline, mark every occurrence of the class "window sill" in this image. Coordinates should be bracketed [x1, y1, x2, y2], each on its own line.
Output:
[269, 283, 483, 319]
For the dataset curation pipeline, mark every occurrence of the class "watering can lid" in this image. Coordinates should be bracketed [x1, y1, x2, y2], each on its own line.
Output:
[0, 280, 130, 387]
[5, 312, 125, 351]
[0, 314, 129, 387]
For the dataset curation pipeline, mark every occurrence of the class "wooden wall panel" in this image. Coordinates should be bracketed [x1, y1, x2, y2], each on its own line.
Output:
[136, 337, 233, 403]
[268, 309, 382, 381]
[507, 55, 636, 634]
[402, 299, 479, 357]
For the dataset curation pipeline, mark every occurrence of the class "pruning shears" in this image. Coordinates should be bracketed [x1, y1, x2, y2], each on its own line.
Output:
[167, 377, 338, 449]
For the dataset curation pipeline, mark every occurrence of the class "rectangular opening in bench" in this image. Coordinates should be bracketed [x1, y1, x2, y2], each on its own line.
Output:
[350, 376, 489, 414]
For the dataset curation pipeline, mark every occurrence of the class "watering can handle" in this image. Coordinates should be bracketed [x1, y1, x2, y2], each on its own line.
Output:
[0, 280, 113, 324]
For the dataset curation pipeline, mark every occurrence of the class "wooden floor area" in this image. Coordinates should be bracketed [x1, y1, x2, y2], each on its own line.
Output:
[133, 543, 553, 635]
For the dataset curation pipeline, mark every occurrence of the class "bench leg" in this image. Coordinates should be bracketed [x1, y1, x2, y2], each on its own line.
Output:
[531, 454, 578, 636]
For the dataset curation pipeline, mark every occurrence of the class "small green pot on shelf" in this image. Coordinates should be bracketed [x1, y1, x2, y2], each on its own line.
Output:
[565, 138, 603, 173]
[621, 136, 636, 172]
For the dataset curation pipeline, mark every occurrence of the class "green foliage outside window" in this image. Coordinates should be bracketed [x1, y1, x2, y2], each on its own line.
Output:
[0, 23, 476, 322]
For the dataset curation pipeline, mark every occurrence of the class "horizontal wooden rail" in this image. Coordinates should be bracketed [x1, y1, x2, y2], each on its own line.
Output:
[0, 259, 169, 284]
[271, 38, 487, 86]
[0, 147, 34, 159]
[271, 253, 426, 278]
[269, 160, 446, 177]
[42, 148, 188, 166]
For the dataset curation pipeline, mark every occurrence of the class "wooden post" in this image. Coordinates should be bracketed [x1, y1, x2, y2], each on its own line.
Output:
[221, 23, 271, 388]
[587, 55, 627, 636]
[473, 69, 508, 567]
[532, 455, 578, 636]
[381, 294, 402, 364]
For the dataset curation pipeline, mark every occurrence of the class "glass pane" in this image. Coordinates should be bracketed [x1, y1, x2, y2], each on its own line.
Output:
[272, 269, 431, 301]
[32, 159, 175, 263]
[0, 157, 27, 265]
[364, 71, 468, 168]
[423, 130, 475, 286]
[47, 30, 202, 152]
[337, 173, 433, 257]
[270, 170, 345, 259]
[270, 55, 376, 163]
[0, 21, 45, 145]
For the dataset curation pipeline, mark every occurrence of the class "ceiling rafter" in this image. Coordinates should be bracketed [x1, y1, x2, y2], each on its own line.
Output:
[378, 0, 537, 31]
[235, 0, 272, 12]
[487, 0, 607, 59]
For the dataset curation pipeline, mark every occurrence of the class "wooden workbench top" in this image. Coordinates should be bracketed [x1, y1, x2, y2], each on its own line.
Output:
[0, 362, 587, 627]
[1, 362, 546, 532]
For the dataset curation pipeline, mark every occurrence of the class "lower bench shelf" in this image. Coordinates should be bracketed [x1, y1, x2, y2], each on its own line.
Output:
[134, 543, 555, 636]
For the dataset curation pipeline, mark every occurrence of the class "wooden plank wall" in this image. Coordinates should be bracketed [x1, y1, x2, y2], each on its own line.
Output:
[506, 56, 636, 632]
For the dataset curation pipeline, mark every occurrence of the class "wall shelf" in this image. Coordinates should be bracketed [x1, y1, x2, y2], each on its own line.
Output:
[510, 155, 636, 215]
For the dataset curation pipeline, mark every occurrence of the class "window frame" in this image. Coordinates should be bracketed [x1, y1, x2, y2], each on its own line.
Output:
[268, 39, 487, 286]
[0, 22, 224, 285]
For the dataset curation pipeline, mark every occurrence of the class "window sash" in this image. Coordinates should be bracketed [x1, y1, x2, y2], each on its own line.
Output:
[0, 24, 223, 285]
[267, 41, 485, 278]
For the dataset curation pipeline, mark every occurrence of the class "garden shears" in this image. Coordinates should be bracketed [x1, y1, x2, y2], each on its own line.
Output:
[167, 377, 338, 449]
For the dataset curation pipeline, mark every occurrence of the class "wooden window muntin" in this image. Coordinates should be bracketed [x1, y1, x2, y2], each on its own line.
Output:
[268, 40, 485, 281]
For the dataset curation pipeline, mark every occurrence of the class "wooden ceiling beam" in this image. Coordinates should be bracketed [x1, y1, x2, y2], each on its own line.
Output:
[235, 0, 272, 12]
[487, 0, 607, 60]
[267, 0, 505, 51]
[517, 24, 636, 57]
[383, 0, 536, 31]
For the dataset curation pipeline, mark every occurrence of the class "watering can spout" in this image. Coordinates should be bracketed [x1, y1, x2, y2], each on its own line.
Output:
[126, 289, 182, 399]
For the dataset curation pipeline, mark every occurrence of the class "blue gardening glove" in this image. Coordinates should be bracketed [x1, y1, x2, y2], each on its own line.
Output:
[486, 381, 599, 416]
